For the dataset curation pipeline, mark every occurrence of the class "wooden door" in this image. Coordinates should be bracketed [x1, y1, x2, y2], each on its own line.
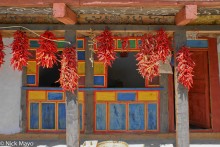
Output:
[189, 51, 211, 129]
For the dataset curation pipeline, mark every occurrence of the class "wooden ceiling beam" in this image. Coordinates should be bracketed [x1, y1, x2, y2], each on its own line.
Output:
[0, 0, 220, 7]
[53, 3, 77, 24]
[175, 5, 197, 26]
[0, 0, 79, 7]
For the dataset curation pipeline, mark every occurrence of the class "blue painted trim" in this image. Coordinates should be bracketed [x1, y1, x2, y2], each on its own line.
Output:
[22, 87, 164, 91]
[22, 87, 63, 90]
[186, 40, 208, 48]
[48, 92, 63, 100]
[129, 104, 145, 130]
[117, 93, 136, 101]
[42, 103, 55, 129]
[30, 103, 39, 129]
[110, 104, 126, 130]
[58, 103, 66, 130]
[27, 75, 36, 84]
[77, 51, 85, 60]
[94, 76, 105, 86]
[96, 104, 107, 130]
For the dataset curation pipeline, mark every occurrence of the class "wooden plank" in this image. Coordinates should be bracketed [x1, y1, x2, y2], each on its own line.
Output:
[208, 38, 220, 132]
[85, 37, 94, 134]
[174, 30, 190, 147]
[65, 30, 79, 147]
[175, 5, 197, 26]
[53, 3, 77, 24]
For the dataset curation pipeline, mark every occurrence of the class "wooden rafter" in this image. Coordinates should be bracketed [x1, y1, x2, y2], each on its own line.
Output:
[175, 5, 198, 26]
[53, 3, 77, 24]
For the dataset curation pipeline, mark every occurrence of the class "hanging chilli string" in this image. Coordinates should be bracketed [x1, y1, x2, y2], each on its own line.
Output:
[0, 26, 71, 45]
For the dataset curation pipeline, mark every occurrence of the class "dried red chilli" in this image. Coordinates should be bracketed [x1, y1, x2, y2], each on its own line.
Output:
[121, 37, 129, 51]
[58, 47, 79, 93]
[136, 34, 159, 81]
[176, 46, 195, 90]
[0, 33, 5, 68]
[37, 31, 57, 68]
[120, 37, 129, 57]
[95, 29, 116, 67]
[11, 30, 30, 71]
[155, 29, 172, 63]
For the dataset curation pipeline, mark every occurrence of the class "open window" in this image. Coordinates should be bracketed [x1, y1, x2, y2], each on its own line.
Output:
[38, 51, 62, 87]
[108, 52, 145, 88]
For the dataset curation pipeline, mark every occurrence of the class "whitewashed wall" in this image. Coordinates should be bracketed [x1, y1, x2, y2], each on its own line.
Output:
[0, 38, 22, 134]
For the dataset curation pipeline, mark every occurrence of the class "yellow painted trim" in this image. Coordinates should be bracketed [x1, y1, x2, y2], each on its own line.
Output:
[28, 91, 46, 101]
[27, 61, 37, 74]
[78, 92, 84, 102]
[78, 62, 85, 75]
[138, 91, 158, 101]
[94, 62, 105, 75]
[96, 92, 116, 101]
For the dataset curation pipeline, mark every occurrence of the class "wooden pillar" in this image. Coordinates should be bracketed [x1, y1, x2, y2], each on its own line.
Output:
[20, 67, 27, 132]
[160, 74, 169, 133]
[168, 75, 175, 132]
[208, 38, 220, 132]
[65, 30, 79, 147]
[85, 37, 94, 133]
[174, 30, 190, 147]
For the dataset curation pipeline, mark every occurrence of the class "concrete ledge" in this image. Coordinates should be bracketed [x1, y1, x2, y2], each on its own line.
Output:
[0, 133, 220, 141]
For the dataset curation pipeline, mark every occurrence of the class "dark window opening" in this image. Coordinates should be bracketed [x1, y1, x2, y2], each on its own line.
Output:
[108, 52, 145, 88]
[39, 52, 61, 87]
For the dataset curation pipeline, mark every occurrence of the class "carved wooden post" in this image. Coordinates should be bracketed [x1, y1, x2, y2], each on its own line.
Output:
[65, 30, 79, 147]
[174, 30, 190, 147]
[85, 37, 94, 133]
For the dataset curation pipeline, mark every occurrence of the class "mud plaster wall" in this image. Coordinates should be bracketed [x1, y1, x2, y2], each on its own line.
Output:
[0, 38, 22, 134]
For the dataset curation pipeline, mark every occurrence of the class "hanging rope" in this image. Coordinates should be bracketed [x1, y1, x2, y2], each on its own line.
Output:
[0, 26, 71, 45]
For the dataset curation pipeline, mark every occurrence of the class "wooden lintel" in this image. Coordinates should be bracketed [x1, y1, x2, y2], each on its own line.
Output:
[175, 5, 197, 26]
[1, 24, 220, 31]
[53, 3, 77, 24]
